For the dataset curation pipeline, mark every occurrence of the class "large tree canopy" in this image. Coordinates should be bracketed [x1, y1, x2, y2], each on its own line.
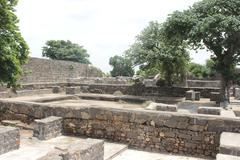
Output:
[0, 0, 29, 87]
[126, 21, 189, 85]
[42, 40, 90, 64]
[162, 0, 240, 102]
[109, 55, 134, 77]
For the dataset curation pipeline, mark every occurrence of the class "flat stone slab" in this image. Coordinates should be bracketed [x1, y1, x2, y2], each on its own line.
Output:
[220, 132, 240, 156]
[0, 126, 20, 155]
[39, 138, 104, 160]
[217, 154, 240, 160]
[220, 110, 236, 118]
[112, 149, 207, 160]
[104, 142, 128, 160]
[146, 102, 177, 112]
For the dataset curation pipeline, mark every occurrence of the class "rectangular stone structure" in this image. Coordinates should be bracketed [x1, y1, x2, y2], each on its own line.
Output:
[38, 138, 104, 160]
[198, 107, 221, 115]
[52, 86, 61, 93]
[186, 90, 200, 101]
[235, 88, 240, 100]
[0, 125, 20, 155]
[185, 90, 194, 101]
[34, 116, 62, 140]
[195, 91, 201, 101]
[66, 87, 81, 95]
[210, 92, 221, 102]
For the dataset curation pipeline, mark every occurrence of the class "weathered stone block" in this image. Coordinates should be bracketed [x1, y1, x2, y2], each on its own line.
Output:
[186, 90, 194, 101]
[66, 87, 81, 95]
[33, 116, 62, 140]
[52, 86, 61, 93]
[198, 107, 221, 115]
[210, 92, 221, 102]
[186, 90, 200, 101]
[235, 88, 240, 100]
[0, 125, 20, 155]
[195, 91, 201, 101]
[146, 102, 177, 112]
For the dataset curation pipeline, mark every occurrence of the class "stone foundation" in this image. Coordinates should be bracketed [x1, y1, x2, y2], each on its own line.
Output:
[33, 116, 63, 140]
[1, 99, 240, 158]
[0, 126, 20, 155]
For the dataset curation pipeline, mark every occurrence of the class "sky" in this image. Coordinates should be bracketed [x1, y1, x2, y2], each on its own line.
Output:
[16, 0, 211, 73]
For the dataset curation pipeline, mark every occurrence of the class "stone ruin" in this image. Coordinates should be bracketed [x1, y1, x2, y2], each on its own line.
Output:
[0, 58, 240, 160]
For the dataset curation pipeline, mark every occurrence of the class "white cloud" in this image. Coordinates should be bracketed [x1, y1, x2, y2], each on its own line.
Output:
[16, 0, 210, 72]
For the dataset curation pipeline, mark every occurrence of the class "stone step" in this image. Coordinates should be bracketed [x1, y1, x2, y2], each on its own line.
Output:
[104, 142, 128, 160]
[217, 154, 240, 160]
[220, 132, 240, 156]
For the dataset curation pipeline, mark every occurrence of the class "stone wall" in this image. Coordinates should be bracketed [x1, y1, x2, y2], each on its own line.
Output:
[74, 83, 219, 98]
[20, 58, 102, 83]
[1, 100, 240, 158]
[68, 77, 132, 85]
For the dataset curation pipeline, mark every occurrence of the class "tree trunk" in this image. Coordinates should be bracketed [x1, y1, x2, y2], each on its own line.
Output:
[220, 74, 230, 104]
[220, 74, 227, 102]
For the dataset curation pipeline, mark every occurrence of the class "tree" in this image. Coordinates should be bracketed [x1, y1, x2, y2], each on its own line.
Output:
[126, 21, 190, 85]
[188, 63, 206, 79]
[162, 0, 240, 102]
[42, 40, 90, 64]
[0, 0, 29, 88]
[188, 59, 217, 79]
[109, 55, 134, 77]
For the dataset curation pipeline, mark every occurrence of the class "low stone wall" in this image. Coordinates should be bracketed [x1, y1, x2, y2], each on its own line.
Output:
[68, 77, 132, 85]
[75, 83, 219, 98]
[1, 100, 240, 158]
[187, 80, 221, 88]
[0, 89, 52, 98]
[0, 81, 220, 99]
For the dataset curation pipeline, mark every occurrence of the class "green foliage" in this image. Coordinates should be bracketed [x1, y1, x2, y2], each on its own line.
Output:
[188, 63, 205, 79]
[109, 55, 134, 77]
[162, 0, 240, 101]
[0, 0, 29, 88]
[42, 40, 90, 64]
[126, 21, 190, 85]
[188, 59, 217, 79]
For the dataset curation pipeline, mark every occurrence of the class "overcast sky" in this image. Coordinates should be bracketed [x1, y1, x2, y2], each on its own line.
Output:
[16, 0, 211, 72]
